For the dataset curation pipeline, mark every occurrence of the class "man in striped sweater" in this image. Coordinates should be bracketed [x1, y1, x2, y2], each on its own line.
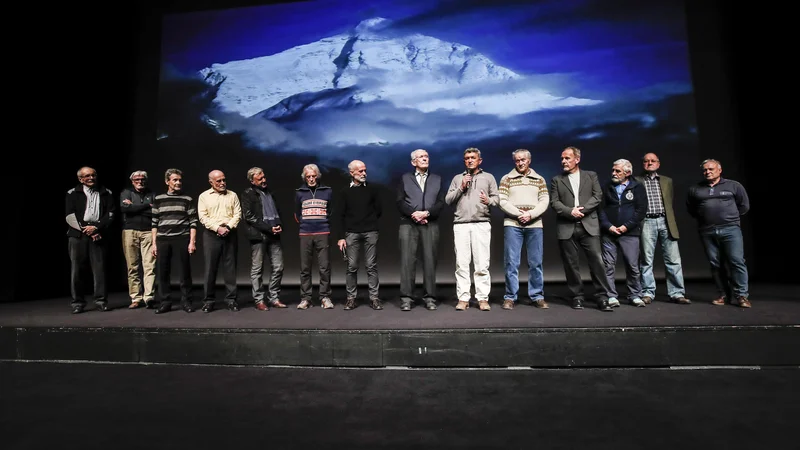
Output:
[498, 149, 550, 310]
[151, 168, 198, 314]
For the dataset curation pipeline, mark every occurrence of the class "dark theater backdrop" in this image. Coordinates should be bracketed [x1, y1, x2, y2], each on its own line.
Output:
[12, 0, 781, 302]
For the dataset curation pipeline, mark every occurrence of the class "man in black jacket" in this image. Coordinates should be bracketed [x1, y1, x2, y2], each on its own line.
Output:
[65, 166, 115, 314]
[396, 149, 445, 311]
[120, 170, 156, 309]
[599, 159, 647, 307]
[241, 167, 287, 310]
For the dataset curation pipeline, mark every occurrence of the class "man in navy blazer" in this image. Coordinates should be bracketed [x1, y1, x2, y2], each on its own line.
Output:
[599, 159, 648, 307]
[396, 149, 446, 311]
[549, 146, 613, 311]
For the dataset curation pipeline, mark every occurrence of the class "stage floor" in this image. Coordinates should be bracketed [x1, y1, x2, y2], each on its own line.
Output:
[2, 281, 797, 330]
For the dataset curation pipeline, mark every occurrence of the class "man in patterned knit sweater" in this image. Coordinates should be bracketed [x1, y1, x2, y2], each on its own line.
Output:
[498, 149, 550, 310]
[295, 163, 335, 310]
[151, 168, 198, 314]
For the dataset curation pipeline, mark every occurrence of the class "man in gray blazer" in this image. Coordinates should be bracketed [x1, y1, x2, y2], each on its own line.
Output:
[549, 146, 613, 311]
[396, 149, 446, 311]
[635, 153, 690, 305]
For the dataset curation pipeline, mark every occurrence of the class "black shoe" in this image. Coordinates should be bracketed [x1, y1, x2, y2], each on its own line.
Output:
[227, 302, 240, 312]
[96, 303, 112, 312]
[597, 299, 613, 312]
[182, 303, 194, 313]
[344, 298, 356, 310]
[144, 301, 156, 309]
[71, 304, 85, 314]
[426, 302, 437, 310]
[202, 303, 214, 313]
[370, 298, 384, 310]
[155, 303, 171, 314]
[572, 298, 584, 309]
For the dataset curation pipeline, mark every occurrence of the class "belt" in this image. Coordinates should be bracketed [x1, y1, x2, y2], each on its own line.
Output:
[645, 213, 665, 218]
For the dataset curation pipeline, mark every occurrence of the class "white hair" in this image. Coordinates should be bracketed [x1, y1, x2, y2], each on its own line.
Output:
[612, 159, 633, 175]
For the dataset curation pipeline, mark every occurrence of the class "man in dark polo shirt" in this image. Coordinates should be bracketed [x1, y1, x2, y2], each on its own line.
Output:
[687, 159, 751, 308]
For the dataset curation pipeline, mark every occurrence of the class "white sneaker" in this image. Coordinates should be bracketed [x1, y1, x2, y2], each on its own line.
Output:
[608, 297, 620, 307]
[631, 298, 645, 307]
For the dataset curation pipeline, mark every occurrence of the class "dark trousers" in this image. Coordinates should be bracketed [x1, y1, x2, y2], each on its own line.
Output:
[399, 222, 439, 302]
[203, 229, 238, 304]
[299, 234, 332, 301]
[345, 231, 379, 300]
[602, 234, 643, 300]
[68, 235, 107, 306]
[156, 235, 192, 306]
[557, 223, 612, 301]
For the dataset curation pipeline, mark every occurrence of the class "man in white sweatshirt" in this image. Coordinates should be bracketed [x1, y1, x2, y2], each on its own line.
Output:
[498, 149, 550, 310]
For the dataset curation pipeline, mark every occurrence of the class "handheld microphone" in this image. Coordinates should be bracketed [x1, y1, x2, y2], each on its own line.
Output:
[465, 168, 474, 189]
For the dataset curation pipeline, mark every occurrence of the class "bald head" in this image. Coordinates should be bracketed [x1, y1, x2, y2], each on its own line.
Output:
[348, 160, 367, 185]
[208, 170, 227, 193]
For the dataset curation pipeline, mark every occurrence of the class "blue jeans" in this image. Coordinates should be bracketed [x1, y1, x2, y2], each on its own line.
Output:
[640, 217, 686, 299]
[503, 227, 544, 301]
[699, 225, 749, 299]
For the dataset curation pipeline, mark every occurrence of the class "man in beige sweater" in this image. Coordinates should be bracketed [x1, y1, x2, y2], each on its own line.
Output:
[498, 149, 550, 310]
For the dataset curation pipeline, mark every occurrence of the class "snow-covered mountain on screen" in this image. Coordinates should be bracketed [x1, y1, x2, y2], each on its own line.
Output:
[198, 17, 601, 121]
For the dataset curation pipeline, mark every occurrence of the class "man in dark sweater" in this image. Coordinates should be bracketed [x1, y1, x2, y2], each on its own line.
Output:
[599, 159, 648, 307]
[334, 160, 383, 310]
[295, 163, 334, 310]
[65, 166, 115, 314]
[151, 168, 198, 314]
[120, 170, 156, 309]
[396, 149, 445, 311]
[687, 159, 751, 307]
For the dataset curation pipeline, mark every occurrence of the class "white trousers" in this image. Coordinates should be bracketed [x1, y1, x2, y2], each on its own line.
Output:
[453, 222, 491, 301]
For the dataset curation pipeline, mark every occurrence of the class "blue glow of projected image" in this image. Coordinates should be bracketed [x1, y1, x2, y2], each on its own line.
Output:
[158, 0, 697, 182]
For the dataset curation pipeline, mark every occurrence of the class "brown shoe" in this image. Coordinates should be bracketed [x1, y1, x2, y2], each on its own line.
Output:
[455, 300, 469, 311]
[737, 297, 752, 308]
[270, 300, 287, 308]
[128, 301, 143, 309]
[672, 297, 691, 304]
[642, 296, 652, 305]
[255, 301, 269, 311]
[532, 299, 549, 309]
[502, 299, 514, 310]
[711, 297, 726, 306]
[344, 298, 357, 310]
[478, 300, 491, 311]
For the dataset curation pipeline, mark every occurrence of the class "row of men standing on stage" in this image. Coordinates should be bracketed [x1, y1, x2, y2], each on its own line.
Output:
[65, 146, 750, 314]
